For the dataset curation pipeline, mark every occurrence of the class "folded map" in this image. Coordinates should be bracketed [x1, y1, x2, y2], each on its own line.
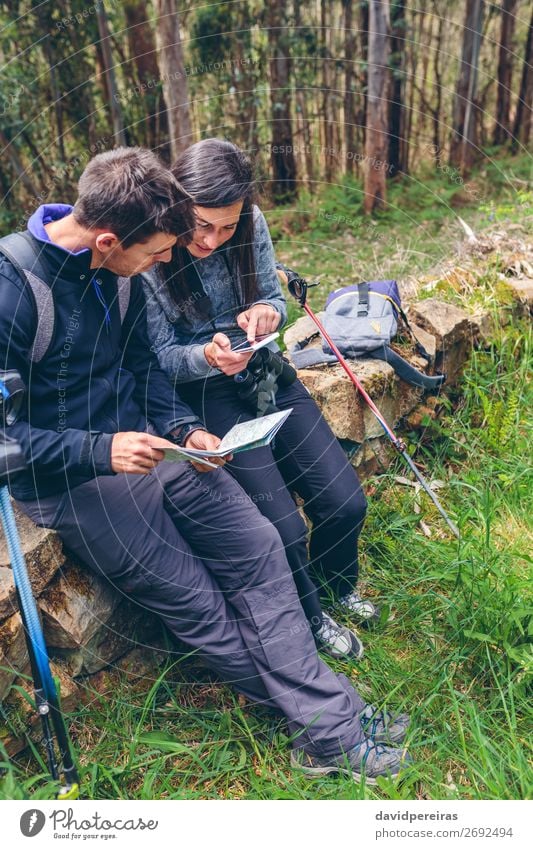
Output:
[163, 408, 293, 465]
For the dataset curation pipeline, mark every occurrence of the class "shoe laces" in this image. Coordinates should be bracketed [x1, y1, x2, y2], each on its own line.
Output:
[317, 615, 342, 643]
[355, 737, 387, 767]
[363, 709, 386, 738]
[342, 591, 373, 609]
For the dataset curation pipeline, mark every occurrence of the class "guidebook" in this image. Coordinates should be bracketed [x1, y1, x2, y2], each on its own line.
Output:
[163, 408, 293, 466]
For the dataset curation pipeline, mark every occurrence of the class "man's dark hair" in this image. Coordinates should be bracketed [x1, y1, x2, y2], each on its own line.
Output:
[73, 146, 194, 248]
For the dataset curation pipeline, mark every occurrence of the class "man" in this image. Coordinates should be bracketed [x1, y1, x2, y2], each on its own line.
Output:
[0, 147, 410, 783]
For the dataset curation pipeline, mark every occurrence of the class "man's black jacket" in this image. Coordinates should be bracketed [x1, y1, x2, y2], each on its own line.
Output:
[0, 204, 200, 501]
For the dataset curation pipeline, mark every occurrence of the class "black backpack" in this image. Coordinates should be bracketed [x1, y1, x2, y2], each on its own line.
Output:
[0, 231, 132, 363]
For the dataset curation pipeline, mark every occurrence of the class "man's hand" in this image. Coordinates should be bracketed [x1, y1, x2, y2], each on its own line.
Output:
[236, 304, 281, 344]
[204, 332, 253, 376]
[183, 428, 233, 473]
[111, 432, 170, 474]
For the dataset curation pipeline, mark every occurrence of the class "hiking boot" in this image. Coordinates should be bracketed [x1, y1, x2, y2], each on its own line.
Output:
[291, 738, 412, 785]
[338, 590, 380, 624]
[361, 704, 410, 745]
[315, 613, 364, 660]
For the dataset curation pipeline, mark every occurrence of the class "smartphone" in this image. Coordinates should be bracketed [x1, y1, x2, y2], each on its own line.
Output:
[232, 332, 280, 353]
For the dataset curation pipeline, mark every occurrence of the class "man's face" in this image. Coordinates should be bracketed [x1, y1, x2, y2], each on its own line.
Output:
[95, 231, 177, 276]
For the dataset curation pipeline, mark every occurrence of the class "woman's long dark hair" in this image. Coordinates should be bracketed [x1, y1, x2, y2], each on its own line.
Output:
[162, 138, 258, 318]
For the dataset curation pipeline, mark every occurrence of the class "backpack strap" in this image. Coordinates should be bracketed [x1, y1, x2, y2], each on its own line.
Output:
[25, 270, 55, 363]
[1, 233, 133, 361]
[289, 342, 337, 369]
[368, 345, 446, 390]
[289, 335, 445, 389]
[357, 282, 370, 317]
[0, 232, 55, 363]
[0, 231, 49, 281]
[117, 276, 131, 323]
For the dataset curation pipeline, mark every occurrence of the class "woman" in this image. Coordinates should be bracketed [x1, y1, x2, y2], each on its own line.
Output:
[143, 138, 379, 660]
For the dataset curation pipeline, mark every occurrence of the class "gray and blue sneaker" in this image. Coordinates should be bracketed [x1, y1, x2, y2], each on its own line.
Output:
[291, 738, 412, 785]
[360, 704, 411, 745]
[315, 613, 364, 660]
[338, 590, 380, 624]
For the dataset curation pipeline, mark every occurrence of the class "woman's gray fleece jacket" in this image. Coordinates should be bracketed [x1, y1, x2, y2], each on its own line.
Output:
[143, 206, 288, 383]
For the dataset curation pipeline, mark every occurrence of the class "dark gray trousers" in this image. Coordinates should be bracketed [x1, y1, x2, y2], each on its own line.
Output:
[18, 461, 366, 758]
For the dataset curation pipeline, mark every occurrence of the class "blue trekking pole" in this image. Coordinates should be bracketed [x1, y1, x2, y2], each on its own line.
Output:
[282, 269, 460, 539]
[0, 372, 80, 799]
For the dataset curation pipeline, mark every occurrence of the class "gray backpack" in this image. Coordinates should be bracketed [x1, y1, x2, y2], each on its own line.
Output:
[0, 231, 131, 363]
[290, 279, 446, 391]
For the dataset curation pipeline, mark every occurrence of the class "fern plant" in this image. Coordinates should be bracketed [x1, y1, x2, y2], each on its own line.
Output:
[477, 388, 520, 454]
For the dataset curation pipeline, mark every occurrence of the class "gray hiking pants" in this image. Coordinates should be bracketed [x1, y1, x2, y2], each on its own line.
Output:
[18, 461, 366, 758]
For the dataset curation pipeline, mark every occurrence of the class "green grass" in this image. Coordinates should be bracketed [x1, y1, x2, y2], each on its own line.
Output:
[2, 317, 531, 801]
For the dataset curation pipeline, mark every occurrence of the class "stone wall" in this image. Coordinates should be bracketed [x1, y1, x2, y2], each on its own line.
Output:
[1, 235, 531, 755]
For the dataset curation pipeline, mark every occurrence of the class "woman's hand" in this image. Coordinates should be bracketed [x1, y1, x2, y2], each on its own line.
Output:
[236, 304, 281, 344]
[204, 333, 253, 376]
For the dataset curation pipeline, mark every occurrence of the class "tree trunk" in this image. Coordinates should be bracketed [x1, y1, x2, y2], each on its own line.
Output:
[403, 2, 421, 173]
[449, 0, 485, 174]
[364, 0, 390, 214]
[95, 4, 126, 146]
[358, 0, 370, 155]
[293, 0, 315, 190]
[267, 1, 298, 203]
[511, 4, 533, 150]
[388, 0, 407, 176]
[232, 3, 259, 154]
[0, 130, 38, 196]
[34, 3, 66, 162]
[54, 0, 98, 150]
[154, 0, 193, 161]
[342, 0, 357, 174]
[331, 6, 344, 161]
[320, 0, 336, 181]
[123, 0, 169, 153]
[432, 7, 445, 163]
[493, 0, 518, 145]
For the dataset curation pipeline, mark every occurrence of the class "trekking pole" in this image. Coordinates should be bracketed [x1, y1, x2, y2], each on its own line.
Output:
[0, 376, 80, 799]
[283, 271, 461, 539]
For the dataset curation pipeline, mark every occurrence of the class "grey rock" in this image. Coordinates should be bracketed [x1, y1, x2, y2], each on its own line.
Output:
[294, 358, 423, 443]
[409, 299, 477, 383]
[0, 566, 16, 621]
[410, 322, 437, 361]
[408, 298, 474, 348]
[0, 612, 28, 701]
[51, 600, 145, 676]
[506, 277, 533, 314]
[0, 504, 65, 620]
[39, 563, 122, 650]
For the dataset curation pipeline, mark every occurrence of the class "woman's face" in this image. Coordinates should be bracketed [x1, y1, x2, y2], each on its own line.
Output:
[187, 200, 244, 259]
